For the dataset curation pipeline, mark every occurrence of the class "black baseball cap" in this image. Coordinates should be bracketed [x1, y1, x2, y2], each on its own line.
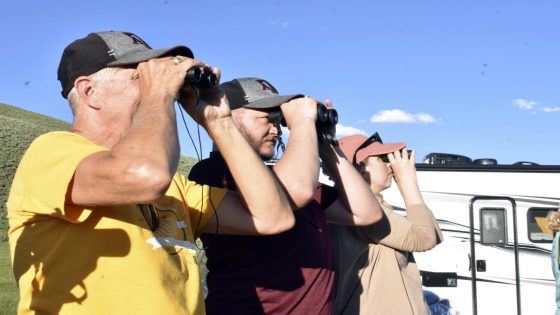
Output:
[57, 31, 194, 98]
[220, 77, 304, 110]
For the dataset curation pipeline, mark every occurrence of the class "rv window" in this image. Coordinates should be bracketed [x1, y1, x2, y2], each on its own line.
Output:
[527, 208, 558, 243]
[480, 208, 507, 246]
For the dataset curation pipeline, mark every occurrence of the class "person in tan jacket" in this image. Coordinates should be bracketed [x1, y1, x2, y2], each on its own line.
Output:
[329, 132, 443, 315]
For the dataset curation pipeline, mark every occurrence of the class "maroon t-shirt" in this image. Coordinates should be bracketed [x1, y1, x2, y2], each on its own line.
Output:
[188, 152, 336, 315]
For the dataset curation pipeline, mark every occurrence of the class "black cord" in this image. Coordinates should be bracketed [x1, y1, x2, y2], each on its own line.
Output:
[178, 95, 201, 161]
[176, 85, 219, 250]
[273, 133, 286, 160]
[201, 186, 219, 251]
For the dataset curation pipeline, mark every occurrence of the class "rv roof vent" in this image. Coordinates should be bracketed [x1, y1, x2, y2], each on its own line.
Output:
[423, 153, 472, 165]
[513, 161, 540, 166]
[473, 158, 498, 165]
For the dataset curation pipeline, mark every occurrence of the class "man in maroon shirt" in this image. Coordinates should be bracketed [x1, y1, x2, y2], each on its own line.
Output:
[189, 77, 382, 315]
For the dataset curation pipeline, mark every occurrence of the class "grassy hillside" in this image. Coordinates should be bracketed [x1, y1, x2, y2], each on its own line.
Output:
[0, 103, 72, 241]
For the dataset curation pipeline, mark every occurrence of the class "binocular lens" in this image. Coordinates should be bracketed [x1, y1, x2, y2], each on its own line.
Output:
[328, 109, 338, 125]
[186, 67, 217, 89]
[186, 67, 202, 82]
[204, 72, 218, 88]
[316, 104, 338, 125]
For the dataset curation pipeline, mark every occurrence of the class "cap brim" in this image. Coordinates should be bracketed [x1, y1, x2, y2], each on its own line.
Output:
[355, 142, 406, 163]
[244, 94, 304, 109]
[108, 46, 194, 66]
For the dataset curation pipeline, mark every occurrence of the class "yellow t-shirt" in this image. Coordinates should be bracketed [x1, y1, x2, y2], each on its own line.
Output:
[7, 131, 226, 314]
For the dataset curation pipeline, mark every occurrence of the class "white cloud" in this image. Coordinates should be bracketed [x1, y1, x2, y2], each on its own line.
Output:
[414, 113, 438, 123]
[370, 109, 437, 124]
[513, 98, 560, 113]
[513, 98, 537, 110]
[335, 124, 366, 137]
[542, 106, 560, 112]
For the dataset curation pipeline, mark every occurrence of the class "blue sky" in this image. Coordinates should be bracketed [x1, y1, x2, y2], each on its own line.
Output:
[1, 0, 558, 165]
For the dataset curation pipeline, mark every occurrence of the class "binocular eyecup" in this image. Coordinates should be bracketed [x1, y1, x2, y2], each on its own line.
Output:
[186, 67, 218, 89]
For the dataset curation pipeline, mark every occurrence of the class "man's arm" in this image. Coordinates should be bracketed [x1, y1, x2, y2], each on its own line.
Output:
[272, 97, 320, 208]
[71, 57, 202, 205]
[200, 118, 294, 235]
[183, 72, 294, 235]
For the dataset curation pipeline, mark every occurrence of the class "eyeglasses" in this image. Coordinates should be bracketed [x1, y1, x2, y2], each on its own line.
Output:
[352, 132, 383, 165]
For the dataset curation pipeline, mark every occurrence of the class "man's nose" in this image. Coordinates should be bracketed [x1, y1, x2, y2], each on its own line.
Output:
[269, 123, 279, 135]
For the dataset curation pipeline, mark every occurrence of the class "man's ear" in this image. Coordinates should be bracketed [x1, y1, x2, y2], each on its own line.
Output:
[74, 76, 101, 110]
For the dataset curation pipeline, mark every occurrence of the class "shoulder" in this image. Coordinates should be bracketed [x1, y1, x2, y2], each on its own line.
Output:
[21, 131, 105, 166]
[30, 131, 101, 151]
[188, 153, 229, 183]
[189, 157, 214, 174]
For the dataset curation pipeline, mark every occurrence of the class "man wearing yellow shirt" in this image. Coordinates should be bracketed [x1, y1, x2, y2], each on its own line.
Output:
[6, 31, 293, 314]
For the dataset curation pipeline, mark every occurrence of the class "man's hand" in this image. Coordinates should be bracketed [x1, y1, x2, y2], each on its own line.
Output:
[177, 66, 233, 131]
[280, 96, 318, 129]
[136, 55, 203, 105]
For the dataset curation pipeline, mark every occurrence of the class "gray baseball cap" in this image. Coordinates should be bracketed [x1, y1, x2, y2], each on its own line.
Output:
[220, 77, 304, 110]
[57, 31, 193, 98]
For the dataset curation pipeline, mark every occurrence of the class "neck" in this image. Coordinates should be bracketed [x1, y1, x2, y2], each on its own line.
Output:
[72, 110, 126, 149]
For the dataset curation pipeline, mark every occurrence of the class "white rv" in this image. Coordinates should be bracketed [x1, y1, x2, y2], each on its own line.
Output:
[380, 153, 560, 315]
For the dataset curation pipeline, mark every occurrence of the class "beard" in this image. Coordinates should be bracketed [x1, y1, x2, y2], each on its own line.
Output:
[237, 124, 277, 160]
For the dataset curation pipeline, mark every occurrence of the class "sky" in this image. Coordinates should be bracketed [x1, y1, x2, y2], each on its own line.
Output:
[1, 0, 559, 165]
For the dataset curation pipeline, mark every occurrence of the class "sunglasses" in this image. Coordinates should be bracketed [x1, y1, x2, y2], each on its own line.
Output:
[352, 132, 383, 165]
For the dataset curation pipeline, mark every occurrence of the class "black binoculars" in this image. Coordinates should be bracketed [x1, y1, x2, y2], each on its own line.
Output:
[380, 150, 413, 163]
[268, 103, 339, 146]
[185, 67, 217, 89]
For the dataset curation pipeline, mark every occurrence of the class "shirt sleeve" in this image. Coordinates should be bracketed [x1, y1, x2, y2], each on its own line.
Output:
[172, 174, 227, 238]
[356, 204, 442, 252]
[10, 132, 107, 223]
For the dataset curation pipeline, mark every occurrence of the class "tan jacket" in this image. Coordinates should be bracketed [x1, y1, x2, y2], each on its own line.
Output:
[330, 203, 443, 315]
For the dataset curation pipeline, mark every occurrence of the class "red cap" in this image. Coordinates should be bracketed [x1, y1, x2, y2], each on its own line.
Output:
[339, 134, 406, 164]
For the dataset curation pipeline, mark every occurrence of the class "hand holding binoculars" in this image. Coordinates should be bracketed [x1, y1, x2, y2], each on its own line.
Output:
[268, 102, 339, 146]
[380, 150, 413, 163]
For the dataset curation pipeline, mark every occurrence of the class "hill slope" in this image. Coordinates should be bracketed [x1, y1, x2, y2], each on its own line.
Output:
[0, 103, 198, 241]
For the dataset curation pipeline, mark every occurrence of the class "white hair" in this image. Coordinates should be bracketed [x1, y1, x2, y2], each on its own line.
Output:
[67, 67, 127, 115]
